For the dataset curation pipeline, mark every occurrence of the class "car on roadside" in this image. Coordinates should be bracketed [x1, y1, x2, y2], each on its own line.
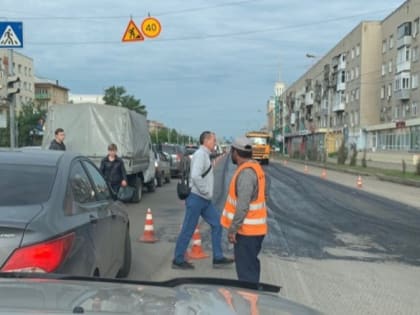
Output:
[0, 150, 131, 278]
[161, 144, 185, 178]
[153, 149, 171, 187]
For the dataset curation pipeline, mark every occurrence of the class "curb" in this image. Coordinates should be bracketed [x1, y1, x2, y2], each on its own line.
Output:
[273, 157, 420, 188]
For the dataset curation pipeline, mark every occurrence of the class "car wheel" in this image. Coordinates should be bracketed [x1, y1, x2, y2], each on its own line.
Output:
[131, 176, 143, 203]
[116, 229, 132, 278]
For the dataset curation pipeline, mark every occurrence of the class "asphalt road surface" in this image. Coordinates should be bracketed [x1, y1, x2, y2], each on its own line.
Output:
[125, 154, 420, 314]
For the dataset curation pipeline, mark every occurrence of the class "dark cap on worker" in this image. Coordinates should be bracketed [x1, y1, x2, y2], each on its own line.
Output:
[231, 136, 253, 152]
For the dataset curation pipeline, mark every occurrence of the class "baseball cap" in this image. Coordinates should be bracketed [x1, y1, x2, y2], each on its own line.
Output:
[231, 136, 253, 152]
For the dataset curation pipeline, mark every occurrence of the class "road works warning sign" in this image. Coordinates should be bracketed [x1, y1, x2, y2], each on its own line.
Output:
[122, 19, 144, 42]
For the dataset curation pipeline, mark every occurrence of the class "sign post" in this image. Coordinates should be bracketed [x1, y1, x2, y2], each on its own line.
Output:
[0, 21, 23, 148]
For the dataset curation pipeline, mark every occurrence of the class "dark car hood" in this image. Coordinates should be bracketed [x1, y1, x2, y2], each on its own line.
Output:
[0, 275, 322, 314]
[0, 205, 43, 268]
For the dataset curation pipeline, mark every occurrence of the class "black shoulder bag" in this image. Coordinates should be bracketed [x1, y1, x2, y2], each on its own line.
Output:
[177, 164, 212, 200]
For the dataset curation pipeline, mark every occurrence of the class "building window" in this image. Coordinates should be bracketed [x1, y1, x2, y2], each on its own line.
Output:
[341, 71, 345, 83]
[345, 71, 349, 82]
[389, 35, 394, 49]
[17, 64, 22, 74]
[413, 46, 419, 62]
[394, 106, 399, 119]
[351, 48, 355, 59]
[413, 102, 418, 116]
[388, 61, 393, 73]
[412, 74, 419, 89]
[381, 86, 385, 99]
[356, 44, 360, 56]
[355, 66, 359, 78]
[350, 69, 354, 80]
[388, 83, 392, 98]
[397, 22, 412, 39]
[382, 40, 387, 53]
[414, 18, 419, 37]
[382, 64, 386, 76]
[355, 88, 360, 100]
[355, 111, 359, 126]
[402, 77, 410, 89]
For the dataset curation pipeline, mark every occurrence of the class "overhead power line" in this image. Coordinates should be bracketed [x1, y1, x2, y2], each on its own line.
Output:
[25, 8, 395, 46]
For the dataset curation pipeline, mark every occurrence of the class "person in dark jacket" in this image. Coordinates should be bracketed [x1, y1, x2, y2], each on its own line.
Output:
[99, 143, 128, 194]
[49, 128, 66, 151]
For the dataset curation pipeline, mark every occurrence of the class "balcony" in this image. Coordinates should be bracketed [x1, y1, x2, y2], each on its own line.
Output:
[337, 82, 346, 92]
[333, 102, 345, 112]
[290, 113, 296, 125]
[305, 92, 314, 106]
[396, 61, 410, 73]
[397, 36, 411, 48]
[395, 89, 410, 100]
[35, 93, 51, 100]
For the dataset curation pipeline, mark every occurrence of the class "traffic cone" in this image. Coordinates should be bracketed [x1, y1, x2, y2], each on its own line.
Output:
[321, 168, 327, 179]
[186, 226, 209, 260]
[304, 164, 308, 174]
[357, 175, 363, 188]
[138, 208, 159, 243]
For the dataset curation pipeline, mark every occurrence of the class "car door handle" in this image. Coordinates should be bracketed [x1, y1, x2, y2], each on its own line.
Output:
[89, 214, 98, 224]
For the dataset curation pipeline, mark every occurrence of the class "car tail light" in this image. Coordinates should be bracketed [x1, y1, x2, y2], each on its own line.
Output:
[1, 233, 75, 273]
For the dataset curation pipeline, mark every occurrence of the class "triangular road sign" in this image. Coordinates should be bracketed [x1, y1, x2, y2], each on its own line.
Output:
[122, 20, 144, 42]
[0, 25, 22, 47]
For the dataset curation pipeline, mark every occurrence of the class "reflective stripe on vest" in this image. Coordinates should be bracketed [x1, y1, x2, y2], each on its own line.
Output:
[220, 161, 267, 236]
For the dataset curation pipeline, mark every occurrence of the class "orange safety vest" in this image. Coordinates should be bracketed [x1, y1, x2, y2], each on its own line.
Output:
[221, 161, 267, 236]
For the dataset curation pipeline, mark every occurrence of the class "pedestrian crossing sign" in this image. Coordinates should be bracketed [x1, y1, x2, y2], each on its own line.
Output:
[122, 20, 144, 42]
[0, 22, 23, 48]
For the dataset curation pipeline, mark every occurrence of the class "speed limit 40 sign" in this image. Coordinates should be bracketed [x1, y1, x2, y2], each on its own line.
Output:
[141, 17, 161, 38]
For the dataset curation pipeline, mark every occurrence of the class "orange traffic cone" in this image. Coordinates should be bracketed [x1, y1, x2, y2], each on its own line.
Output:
[304, 164, 309, 174]
[321, 168, 327, 179]
[186, 226, 209, 260]
[357, 175, 363, 188]
[138, 208, 159, 243]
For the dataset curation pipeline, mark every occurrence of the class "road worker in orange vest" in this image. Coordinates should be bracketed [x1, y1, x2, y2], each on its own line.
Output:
[221, 136, 268, 284]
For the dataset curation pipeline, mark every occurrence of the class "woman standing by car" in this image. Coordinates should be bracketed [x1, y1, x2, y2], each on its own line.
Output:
[100, 143, 128, 194]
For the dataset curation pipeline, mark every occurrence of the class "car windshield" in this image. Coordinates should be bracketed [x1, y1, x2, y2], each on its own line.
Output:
[249, 137, 267, 145]
[161, 145, 177, 154]
[0, 164, 56, 206]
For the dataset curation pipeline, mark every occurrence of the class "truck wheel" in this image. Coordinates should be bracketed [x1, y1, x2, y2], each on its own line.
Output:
[147, 179, 156, 192]
[131, 176, 143, 203]
[157, 173, 163, 187]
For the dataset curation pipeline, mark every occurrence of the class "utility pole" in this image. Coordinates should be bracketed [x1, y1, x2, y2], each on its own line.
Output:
[7, 49, 20, 149]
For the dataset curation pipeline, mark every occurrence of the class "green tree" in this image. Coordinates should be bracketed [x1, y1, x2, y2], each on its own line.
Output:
[17, 102, 46, 147]
[103, 86, 147, 116]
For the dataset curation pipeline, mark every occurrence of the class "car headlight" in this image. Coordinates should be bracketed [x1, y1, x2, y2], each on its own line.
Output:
[154, 161, 158, 168]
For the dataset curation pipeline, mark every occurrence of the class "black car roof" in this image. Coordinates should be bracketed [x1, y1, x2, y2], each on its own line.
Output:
[0, 149, 81, 167]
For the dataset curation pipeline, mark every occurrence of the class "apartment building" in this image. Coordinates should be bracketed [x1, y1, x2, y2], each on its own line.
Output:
[367, 0, 420, 151]
[282, 0, 420, 157]
[34, 77, 69, 110]
[0, 49, 35, 110]
[284, 21, 382, 156]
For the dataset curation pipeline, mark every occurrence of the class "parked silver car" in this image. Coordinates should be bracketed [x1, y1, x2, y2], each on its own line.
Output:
[0, 150, 131, 278]
[153, 149, 171, 187]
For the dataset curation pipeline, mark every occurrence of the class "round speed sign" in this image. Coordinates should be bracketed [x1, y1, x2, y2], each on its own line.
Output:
[141, 17, 161, 38]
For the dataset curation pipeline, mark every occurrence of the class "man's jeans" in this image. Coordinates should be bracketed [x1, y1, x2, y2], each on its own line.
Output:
[174, 193, 223, 263]
[234, 234, 265, 283]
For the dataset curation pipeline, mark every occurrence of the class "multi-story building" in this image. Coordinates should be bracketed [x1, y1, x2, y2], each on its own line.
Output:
[266, 96, 275, 136]
[284, 21, 382, 157]
[367, 0, 420, 151]
[283, 0, 420, 157]
[0, 49, 35, 110]
[34, 77, 69, 110]
[273, 81, 286, 147]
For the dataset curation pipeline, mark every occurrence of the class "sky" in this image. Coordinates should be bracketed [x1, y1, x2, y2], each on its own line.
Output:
[1, 0, 404, 140]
